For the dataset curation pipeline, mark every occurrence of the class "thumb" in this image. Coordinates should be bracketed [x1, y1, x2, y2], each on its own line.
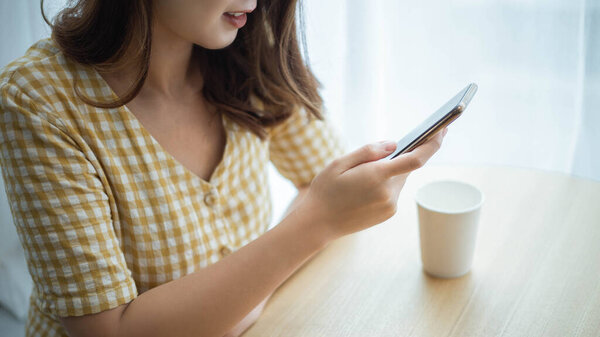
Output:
[337, 141, 397, 171]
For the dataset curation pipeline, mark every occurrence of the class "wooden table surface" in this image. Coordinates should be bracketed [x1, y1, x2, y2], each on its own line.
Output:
[244, 165, 600, 337]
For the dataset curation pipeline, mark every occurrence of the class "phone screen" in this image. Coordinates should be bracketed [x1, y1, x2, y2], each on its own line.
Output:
[384, 83, 477, 160]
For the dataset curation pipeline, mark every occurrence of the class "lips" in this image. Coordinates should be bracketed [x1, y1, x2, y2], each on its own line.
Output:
[225, 4, 256, 15]
[223, 12, 248, 28]
[223, 4, 255, 29]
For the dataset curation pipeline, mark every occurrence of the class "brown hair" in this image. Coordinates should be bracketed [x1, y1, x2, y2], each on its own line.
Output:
[41, 0, 323, 139]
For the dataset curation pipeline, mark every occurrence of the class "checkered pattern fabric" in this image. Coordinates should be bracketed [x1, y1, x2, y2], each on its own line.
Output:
[0, 39, 345, 337]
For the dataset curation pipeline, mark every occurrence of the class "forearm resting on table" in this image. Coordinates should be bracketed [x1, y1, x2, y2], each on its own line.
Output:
[61, 187, 317, 337]
[223, 186, 309, 336]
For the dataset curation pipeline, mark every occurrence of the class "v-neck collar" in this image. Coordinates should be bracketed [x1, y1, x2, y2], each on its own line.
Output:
[88, 65, 234, 191]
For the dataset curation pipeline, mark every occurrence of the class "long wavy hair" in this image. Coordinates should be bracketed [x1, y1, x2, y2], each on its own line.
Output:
[41, 0, 323, 139]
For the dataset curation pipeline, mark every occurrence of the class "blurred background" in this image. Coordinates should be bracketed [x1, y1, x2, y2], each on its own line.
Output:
[0, 0, 598, 332]
[284, 0, 599, 222]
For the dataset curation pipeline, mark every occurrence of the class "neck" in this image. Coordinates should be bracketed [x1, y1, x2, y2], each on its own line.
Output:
[142, 21, 202, 99]
[99, 22, 204, 103]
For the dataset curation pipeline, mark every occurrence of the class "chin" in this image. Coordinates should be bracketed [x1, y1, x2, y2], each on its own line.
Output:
[200, 31, 239, 50]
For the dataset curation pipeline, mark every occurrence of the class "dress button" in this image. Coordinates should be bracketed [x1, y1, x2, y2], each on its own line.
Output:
[219, 245, 232, 257]
[204, 192, 217, 206]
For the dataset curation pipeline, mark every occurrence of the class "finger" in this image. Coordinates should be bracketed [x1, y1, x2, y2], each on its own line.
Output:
[336, 141, 397, 172]
[380, 135, 443, 177]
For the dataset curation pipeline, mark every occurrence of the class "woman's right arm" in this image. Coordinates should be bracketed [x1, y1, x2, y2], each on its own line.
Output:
[60, 133, 445, 337]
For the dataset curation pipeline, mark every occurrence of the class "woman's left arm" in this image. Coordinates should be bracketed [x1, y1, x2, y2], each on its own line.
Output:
[223, 186, 310, 337]
[226, 105, 344, 337]
[282, 186, 310, 218]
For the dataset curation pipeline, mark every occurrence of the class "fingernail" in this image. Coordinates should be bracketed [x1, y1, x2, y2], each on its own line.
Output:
[382, 141, 396, 151]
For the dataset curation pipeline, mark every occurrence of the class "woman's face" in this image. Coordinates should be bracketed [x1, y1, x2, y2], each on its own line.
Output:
[153, 0, 257, 49]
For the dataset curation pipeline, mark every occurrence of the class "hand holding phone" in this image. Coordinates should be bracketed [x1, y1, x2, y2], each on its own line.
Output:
[384, 83, 478, 160]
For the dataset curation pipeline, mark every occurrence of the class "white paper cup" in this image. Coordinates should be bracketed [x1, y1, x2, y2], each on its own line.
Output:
[415, 180, 484, 278]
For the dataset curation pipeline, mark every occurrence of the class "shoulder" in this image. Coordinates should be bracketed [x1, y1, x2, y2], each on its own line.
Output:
[0, 38, 95, 124]
[1, 38, 66, 92]
[1, 38, 61, 81]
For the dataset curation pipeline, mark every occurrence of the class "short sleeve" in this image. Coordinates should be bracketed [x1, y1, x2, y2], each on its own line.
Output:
[268, 106, 346, 188]
[0, 83, 137, 317]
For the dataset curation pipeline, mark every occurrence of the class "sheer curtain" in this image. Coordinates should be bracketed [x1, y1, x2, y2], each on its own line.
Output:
[0, 1, 61, 69]
[302, 0, 599, 183]
[269, 0, 599, 224]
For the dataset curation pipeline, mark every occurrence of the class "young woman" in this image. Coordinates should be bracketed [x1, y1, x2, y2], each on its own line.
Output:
[0, 0, 446, 336]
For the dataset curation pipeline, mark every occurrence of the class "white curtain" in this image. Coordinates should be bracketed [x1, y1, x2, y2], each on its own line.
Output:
[303, 0, 599, 183]
[0, 1, 61, 69]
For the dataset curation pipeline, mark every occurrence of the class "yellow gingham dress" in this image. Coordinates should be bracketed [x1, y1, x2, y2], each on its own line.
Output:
[0, 39, 345, 337]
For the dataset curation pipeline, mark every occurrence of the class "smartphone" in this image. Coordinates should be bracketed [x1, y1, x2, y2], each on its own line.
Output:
[384, 83, 478, 161]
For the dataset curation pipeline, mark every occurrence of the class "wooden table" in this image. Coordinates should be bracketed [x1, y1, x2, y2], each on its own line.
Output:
[244, 165, 600, 337]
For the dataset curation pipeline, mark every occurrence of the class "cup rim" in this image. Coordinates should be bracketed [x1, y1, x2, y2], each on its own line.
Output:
[415, 179, 484, 214]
